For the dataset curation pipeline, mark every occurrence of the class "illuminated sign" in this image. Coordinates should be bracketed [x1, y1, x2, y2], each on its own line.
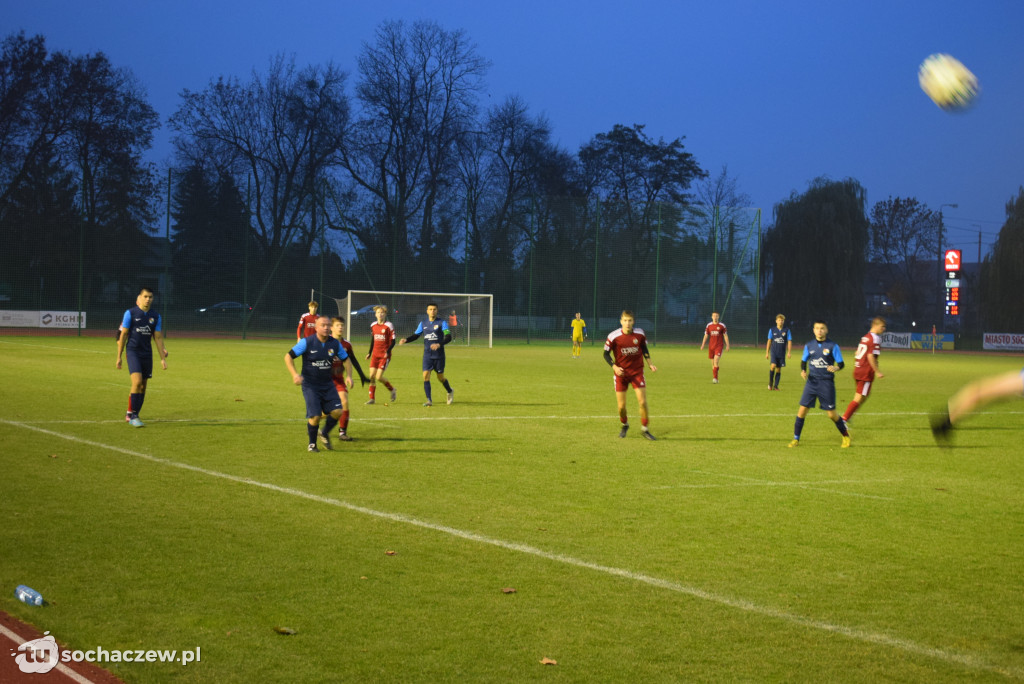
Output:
[943, 250, 962, 317]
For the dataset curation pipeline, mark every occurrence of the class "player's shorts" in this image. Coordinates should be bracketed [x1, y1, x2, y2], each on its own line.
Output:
[854, 379, 873, 398]
[799, 377, 837, 410]
[126, 351, 153, 379]
[614, 372, 646, 392]
[302, 383, 343, 419]
[422, 355, 446, 373]
[572, 333, 584, 343]
[769, 352, 786, 368]
[331, 379, 349, 395]
[369, 353, 391, 371]
[708, 345, 724, 360]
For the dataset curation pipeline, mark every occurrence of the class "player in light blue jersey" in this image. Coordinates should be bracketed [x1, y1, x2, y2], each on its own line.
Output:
[788, 320, 850, 448]
[399, 302, 454, 406]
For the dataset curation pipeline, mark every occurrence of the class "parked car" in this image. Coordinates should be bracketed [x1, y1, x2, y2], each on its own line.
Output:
[195, 301, 252, 315]
[350, 304, 378, 319]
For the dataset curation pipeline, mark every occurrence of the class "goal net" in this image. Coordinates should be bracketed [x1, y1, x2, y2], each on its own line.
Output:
[323, 290, 493, 348]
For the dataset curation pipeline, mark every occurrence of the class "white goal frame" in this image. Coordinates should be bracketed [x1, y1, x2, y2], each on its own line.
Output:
[343, 290, 493, 348]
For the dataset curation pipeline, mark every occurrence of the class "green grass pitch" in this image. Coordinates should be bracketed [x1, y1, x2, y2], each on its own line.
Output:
[1, 335, 1023, 682]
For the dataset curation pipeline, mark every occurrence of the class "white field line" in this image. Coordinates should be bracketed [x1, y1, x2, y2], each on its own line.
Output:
[2, 419, 1020, 679]
[678, 469, 896, 500]
[17, 409, 1024, 427]
[0, 340, 109, 354]
[0, 623, 98, 684]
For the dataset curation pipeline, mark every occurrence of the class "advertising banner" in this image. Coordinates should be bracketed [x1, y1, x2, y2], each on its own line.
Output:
[39, 311, 87, 328]
[983, 333, 1024, 352]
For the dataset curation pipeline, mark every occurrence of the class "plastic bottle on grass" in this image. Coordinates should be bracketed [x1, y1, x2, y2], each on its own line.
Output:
[15, 585, 44, 606]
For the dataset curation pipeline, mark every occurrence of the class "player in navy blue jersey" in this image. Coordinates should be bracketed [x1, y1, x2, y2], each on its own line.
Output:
[788, 320, 851, 448]
[765, 314, 792, 390]
[115, 287, 169, 428]
[398, 302, 454, 406]
[285, 316, 350, 452]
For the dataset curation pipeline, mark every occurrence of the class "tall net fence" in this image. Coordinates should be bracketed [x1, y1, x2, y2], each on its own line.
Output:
[0, 175, 762, 344]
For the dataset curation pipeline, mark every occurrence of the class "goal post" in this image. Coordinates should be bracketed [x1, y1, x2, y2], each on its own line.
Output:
[329, 290, 493, 348]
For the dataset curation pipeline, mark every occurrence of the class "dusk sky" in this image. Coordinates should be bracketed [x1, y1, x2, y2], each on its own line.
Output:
[7, 0, 1023, 261]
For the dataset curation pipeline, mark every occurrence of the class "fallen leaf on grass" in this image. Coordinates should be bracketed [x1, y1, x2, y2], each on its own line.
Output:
[49, 454, 58, 458]
[501, 587, 516, 594]
[540, 657, 557, 665]
[385, 550, 397, 556]
[235, 398, 244, 401]
[273, 626, 296, 635]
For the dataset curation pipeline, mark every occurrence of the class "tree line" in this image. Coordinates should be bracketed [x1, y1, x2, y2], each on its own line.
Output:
[1, 25, 1022, 334]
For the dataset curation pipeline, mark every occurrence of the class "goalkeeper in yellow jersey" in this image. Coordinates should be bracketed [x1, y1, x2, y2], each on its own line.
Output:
[570, 312, 587, 358]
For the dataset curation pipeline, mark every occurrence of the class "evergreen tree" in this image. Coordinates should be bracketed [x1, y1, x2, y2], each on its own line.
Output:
[763, 177, 869, 332]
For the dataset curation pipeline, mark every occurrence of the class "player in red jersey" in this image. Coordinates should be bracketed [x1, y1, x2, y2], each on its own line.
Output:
[700, 312, 730, 383]
[365, 305, 397, 405]
[296, 301, 319, 340]
[604, 310, 658, 440]
[841, 317, 886, 425]
[320, 317, 368, 444]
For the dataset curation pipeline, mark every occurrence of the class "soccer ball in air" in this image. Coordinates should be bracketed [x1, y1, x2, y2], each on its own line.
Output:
[918, 53, 978, 111]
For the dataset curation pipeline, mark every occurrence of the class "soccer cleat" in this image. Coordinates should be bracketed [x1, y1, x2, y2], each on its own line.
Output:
[318, 431, 333, 450]
[423, 400, 433, 407]
[712, 378, 719, 384]
[841, 435, 851, 448]
[641, 429, 656, 441]
[365, 398, 375, 405]
[125, 413, 132, 423]
[447, 390, 454, 405]
[338, 432, 353, 442]
[390, 388, 397, 402]
[787, 439, 799, 448]
[619, 425, 629, 438]
[768, 385, 774, 391]
[129, 416, 145, 428]
[930, 409, 953, 446]
[308, 443, 319, 453]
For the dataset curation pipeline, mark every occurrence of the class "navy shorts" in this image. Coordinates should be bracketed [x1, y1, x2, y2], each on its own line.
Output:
[769, 353, 786, 368]
[799, 377, 836, 410]
[302, 383, 343, 418]
[126, 351, 153, 379]
[422, 355, 446, 374]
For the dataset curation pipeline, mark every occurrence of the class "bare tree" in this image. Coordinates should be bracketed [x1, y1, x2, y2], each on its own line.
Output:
[340, 19, 489, 289]
[868, 196, 939, 321]
[169, 55, 349, 259]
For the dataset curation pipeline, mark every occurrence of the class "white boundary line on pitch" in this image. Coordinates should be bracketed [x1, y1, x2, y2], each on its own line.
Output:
[14, 409, 1024, 427]
[2, 419, 1019, 679]
[0, 623, 98, 684]
[0, 339, 109, 354]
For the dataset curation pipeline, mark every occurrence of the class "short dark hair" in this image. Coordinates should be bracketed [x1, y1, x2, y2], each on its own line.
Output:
[813, 319, 828, 326]
[620, 309, 635, 319]
[427, 302, 438, 308]
[139, 286, 154, 295]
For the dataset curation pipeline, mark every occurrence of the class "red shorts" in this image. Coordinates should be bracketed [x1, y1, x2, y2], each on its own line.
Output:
[614, 372, 646, 392]
[854, 379, 873, 397]
[332, 379, 348, 395]
[708, 346, 723, 359]
[369, 354, 391, 371]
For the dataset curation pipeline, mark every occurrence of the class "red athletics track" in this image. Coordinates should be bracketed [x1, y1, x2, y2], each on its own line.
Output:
[1, 612, 123, 684]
